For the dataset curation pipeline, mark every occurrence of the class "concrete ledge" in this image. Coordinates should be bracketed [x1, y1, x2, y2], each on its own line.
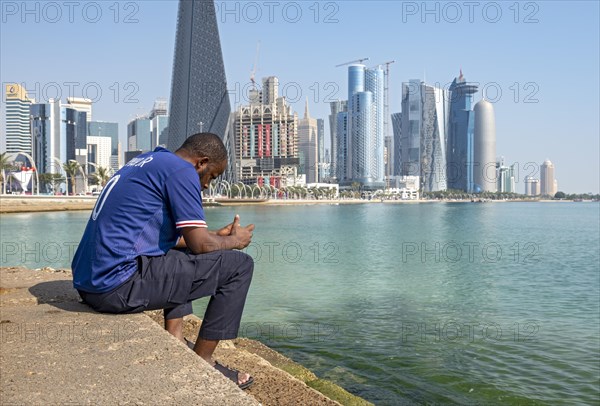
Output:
[0, 267, 258, 405]
[0, 196, 97, 213]
[1, 267, 371, 406]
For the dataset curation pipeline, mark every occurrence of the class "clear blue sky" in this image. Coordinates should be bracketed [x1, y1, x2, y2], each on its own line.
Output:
[1, 1, 598, 193]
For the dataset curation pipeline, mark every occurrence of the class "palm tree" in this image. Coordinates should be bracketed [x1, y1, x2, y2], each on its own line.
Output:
[41, 173, 65, 194]
[90, 166, 111, 189]
[63, 161, 80, 195]
[351, 181, 361, 199]
[0, 152, 16, 194]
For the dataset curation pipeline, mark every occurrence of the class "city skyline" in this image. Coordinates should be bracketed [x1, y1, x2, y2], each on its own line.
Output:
[1, 1, 598, 193]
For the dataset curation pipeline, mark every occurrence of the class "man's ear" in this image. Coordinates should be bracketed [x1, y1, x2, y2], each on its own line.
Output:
[196, 157, 210, 169]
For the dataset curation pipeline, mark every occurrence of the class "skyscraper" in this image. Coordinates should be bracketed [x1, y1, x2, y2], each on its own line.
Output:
[317, 118, 325, 180]
[473, 99, 497, 193]
[329, 100, 347, 182]
[127, 117, 152, 152]
[391, 112, 402, 176]
[447, 71, 478, 192]
[525, 176, 540, 196]
[298, 99, 319, 183]
[497, 159, 516, 193]
[344, 64, 385, 189]
[31, 99, 87, 174]
[397, 80, 449, 192]
[5, 84, 34, 155]
[65, 97, 92, 122]
[336, 111, 348, 182]
[87, 136, 112, 172]
[128, 100, 169, 153]
[88, 121, 120, 171]
[540, 159, 557, 196]
[231, 77, 299, 187]
[349, 91, 373, 182]
[149, 99, 169, 149]
[167, 0, 232, 173]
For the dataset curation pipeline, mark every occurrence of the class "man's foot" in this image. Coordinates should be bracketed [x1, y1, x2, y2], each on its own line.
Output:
[213, 361, 254, 390]
[185, 339, 254, 389]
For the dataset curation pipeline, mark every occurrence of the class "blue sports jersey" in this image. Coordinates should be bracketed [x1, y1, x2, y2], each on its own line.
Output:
[72, 147, 207, 293]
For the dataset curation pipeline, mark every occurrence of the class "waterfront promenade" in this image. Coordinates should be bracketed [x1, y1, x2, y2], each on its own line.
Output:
[0, 194, 543, 214]
[0, 266, 369, 405]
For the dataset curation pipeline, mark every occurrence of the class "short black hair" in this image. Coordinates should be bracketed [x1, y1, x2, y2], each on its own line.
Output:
[178, 133, 227, 162]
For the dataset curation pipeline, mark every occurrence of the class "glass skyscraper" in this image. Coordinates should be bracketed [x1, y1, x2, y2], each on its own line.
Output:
[317, 118, 324, 175]
[298, 101, 319, 183]
[473, 99, 496, 193]
[167, 0, 233, 178]
[365, 67, 385, 186]
[88, 121, 120, 171]
[336, 111, 348, 182]
[329, 100, 347, 182]
[391, 112, 402, 176]
[398, 80, 449, 192]
[127, 117, 152, 152]
[31, 99, 87, 174]
[447, 71, 478, 192]
[88, 121, 118, 156]
[5, 84, 33, 155]
[152, 115, 169, 149]
[343, 64, 385, 189]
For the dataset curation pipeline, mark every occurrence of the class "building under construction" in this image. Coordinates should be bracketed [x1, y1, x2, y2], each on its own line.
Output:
[231, 76, 299, 187]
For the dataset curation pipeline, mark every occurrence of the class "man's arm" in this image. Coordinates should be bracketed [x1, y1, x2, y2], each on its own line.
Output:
[174, 217, 237, 249]
[179, 215, 254, 254]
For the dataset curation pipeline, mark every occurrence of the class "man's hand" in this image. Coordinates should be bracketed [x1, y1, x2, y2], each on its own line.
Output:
[215, 215, 237, 236]
[181, 214, 255, 254]
[228, 215, 255, 249]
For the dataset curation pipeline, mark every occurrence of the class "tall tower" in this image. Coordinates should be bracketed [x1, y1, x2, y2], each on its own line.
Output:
[336, 111, 349, 182]
[344, 64, 385, 189]
[316, 118, 325, 182]
[398, 80, 448, 192]
[540, 159, 556, 196]
[298, 99, 319, 183]
[473, 99, 497, 193]
[391, 112, 402, 176]
[447, 71, 478, 192]
[167, 0, 231, 156]
[231, 76, 299, 186]
[365, 66, 385, 185]
[328, 100, 347, 182]
[88, 121, 120, 170]
[4, 84, 34, 155]
[31, 99, 87, 174]
[261, 77, 278, 105]
[65, 97, 93, 122]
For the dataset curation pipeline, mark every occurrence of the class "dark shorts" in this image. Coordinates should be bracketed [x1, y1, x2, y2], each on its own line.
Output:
[78, 249, 254, 340]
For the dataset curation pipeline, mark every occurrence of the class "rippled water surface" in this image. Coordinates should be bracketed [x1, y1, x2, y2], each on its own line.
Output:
[1, 202, 599, 404]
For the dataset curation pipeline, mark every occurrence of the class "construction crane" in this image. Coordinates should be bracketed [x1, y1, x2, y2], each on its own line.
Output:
[335, 57, 369, 68]
[250, 41, 261, 88]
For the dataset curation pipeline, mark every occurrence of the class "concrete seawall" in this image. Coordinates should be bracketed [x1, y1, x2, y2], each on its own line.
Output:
[0, 267, 371, 405]
[0, 195, 97, 213]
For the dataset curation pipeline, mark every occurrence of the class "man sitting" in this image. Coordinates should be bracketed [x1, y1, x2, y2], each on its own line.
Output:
[72, 133, 255, 389]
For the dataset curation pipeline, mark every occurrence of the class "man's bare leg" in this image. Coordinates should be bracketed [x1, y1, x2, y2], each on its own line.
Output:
[164, 321, 251, 386]
[193, 337, 219, 362]
[194, 338, 251, 386]
[165, 317, 185, 342]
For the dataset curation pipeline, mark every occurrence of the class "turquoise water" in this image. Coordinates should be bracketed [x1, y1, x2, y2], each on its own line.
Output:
[1, 202, 599, 404]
